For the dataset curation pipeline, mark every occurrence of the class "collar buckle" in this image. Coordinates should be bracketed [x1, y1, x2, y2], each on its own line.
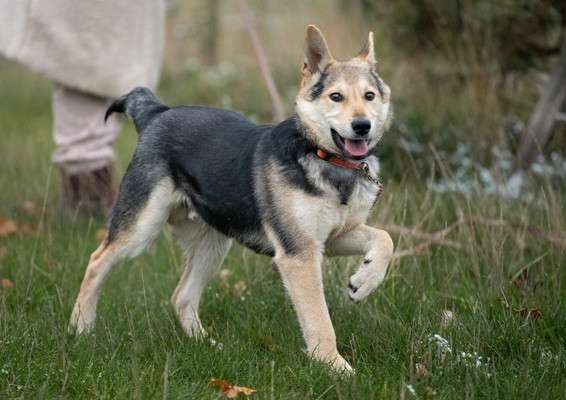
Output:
[314, 148, 381, 187]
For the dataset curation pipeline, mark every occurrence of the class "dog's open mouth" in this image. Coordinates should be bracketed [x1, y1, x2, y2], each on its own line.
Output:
[331, 129, 370, 159]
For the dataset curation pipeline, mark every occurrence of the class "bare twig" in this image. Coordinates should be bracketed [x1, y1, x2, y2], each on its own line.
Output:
[385, 221, 466, 260]
[392, 240, 440, 260]
[239, 0, 286, 122]
[380, 223, 462, 248]
[385, 216, 566, 261]
[458, 217, 566, 248]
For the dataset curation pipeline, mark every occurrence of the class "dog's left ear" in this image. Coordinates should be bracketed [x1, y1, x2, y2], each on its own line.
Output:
[358, 31, 376, 66]
[303, 25, 333, 77]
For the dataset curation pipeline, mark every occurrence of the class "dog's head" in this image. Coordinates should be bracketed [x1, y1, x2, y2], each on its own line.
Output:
[296, 25, 392, 160]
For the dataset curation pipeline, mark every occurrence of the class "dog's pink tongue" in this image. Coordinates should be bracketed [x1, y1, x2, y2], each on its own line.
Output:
[344, 139, 369, 156]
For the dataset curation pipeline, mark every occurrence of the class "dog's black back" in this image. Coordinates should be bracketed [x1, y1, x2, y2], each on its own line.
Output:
[106, 88, 322, 255]
[164, 106, 270, 250]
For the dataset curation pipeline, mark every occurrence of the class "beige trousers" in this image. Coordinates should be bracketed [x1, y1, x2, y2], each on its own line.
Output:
[52, 84, 122, 174]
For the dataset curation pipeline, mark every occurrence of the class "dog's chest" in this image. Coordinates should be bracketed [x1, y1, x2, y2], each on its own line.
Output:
[323, 178, 377, 226]
[296, 156, 380, 240]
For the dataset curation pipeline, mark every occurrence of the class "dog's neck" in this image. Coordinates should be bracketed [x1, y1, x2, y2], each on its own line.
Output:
[293, 114, 366, 172]
[313, 148, 364, 171]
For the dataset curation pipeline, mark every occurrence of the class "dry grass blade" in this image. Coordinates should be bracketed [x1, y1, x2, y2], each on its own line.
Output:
[513, 307, 542, 320]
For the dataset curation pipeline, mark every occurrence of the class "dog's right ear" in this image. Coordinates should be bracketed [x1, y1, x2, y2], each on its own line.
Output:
[303, 25, 333, 77]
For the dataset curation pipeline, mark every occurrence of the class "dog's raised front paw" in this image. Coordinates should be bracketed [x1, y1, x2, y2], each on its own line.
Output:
[347, 264, 383, 302]
[331, 354, 355, 374]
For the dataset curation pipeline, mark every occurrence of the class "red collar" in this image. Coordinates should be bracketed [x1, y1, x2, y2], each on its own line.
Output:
[315, 148, 363, 171]
[314, 148, 382, 187]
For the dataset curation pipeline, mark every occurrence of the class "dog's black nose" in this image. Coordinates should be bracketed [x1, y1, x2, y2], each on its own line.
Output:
[351, 118, 371, 136]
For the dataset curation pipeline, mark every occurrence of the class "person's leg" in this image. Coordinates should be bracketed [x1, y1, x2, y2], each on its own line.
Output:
[52, 84, 122, 215]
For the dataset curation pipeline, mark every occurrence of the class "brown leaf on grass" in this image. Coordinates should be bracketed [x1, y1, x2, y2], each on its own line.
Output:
[0, 246, 7, 259]
[513, 307, 542, 320]
[210, 378, 256, 398]
[0, 217, 36, 237]
[1, 278, 14, 288]
[0, 217, 18, 237]
[95, 228, 108, 242]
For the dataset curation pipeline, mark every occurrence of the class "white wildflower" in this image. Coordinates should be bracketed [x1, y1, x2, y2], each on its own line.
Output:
[406, 384, 416, 397]
[428, 333, 452, 354]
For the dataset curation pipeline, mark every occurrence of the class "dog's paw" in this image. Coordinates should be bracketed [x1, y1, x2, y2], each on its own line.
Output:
[331, 354, 355, 374]
[347, 265, 383, 302]
[69, 308, 95, 335]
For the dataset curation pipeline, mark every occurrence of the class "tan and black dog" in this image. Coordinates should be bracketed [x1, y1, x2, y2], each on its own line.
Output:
[70, 25, 394, 373]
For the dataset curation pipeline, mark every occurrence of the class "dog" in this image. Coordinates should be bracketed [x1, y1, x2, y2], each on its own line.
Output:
[69, 25, 394, 373]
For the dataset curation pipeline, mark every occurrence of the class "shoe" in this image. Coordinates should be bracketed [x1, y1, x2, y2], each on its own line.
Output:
[60, 166, 115, 216]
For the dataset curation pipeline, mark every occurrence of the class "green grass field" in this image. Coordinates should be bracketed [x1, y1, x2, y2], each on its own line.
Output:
[1, 61, 565, 399]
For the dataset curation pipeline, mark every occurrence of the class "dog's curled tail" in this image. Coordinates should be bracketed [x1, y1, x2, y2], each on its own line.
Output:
[105, 87, 169, 133]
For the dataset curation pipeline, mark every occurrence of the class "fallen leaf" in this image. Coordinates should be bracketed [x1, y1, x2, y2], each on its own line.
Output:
[1, 278, 14, 288]
[95, 228, 108, 242]
[233, 281, 248, 296]
[0, 217, 18, 237]
[513, 307, 542, 320]
[0, 246, 7, 259]
[210, 378, 256, 398]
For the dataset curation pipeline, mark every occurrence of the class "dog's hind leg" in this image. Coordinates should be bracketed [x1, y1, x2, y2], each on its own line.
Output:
[69, 178, 177, 334]
[169, 212, 231, 337]
[326, 224, 394, 302]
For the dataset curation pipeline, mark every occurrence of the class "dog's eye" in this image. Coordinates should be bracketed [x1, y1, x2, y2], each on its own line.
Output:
[329, 92, 343, 102]
[364, 92, 376, 101]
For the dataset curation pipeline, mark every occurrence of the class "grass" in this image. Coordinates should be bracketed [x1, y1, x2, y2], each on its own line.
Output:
[1, 60, 565, 399]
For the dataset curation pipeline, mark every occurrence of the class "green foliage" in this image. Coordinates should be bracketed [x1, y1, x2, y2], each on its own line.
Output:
[362, 0, 564, 73]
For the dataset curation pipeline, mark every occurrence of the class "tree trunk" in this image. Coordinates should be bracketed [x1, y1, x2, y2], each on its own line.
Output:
[515, 39, 566, 170]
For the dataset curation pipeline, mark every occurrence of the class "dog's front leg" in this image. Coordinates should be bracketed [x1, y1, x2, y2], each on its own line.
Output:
[275, 252, 353, 373]
[327, 224, 394, 302]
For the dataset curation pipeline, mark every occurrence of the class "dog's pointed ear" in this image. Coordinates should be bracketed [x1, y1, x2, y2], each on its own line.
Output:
[303, 25, 333, 76]
[358, 31, 376, 66]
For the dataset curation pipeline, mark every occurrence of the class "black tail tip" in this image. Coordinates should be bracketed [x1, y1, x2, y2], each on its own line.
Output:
[104, 97, 126, 122]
